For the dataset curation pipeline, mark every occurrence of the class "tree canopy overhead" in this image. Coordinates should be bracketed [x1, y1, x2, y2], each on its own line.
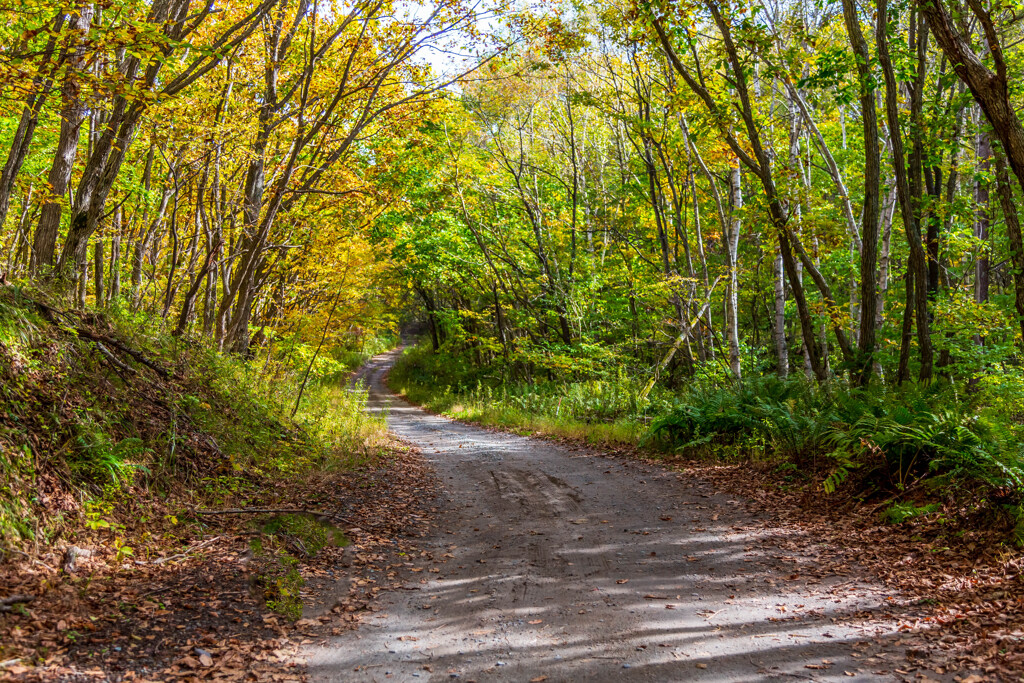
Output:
[3, 0, 1024, 392]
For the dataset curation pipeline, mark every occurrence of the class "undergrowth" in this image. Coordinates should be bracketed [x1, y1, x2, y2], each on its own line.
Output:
[389, 343, 647, 445]
[0, 284, 390, 615]
[392, 340, 1024, 541]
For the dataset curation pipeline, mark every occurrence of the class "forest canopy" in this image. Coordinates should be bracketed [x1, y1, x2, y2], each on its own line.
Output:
[4, 0, 1024, 466]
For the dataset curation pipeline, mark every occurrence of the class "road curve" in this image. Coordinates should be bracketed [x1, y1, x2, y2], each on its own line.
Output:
[305, 349, 914, 682]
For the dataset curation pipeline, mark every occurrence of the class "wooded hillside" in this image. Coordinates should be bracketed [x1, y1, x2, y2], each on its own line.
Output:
[6, 0, 1024, 678]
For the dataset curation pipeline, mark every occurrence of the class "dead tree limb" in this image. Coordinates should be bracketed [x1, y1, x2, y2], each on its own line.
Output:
[29, 296, 172, 378]
[93, 341, 136, 377]
[0, 595, 34, 611]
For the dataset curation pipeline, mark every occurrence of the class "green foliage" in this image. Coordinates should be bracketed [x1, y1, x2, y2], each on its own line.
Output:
[830, 409, 1024, 491]
[250, 514, 347, 620]
[0, 288, 383, 555]
[71, 423, 148, 489]
[390, 344, 647, 445]
[259, 551, 305, 621]
[648, 376, 834, 461]
[1011, 507, 1024, 547]
[0, 290, 41, 350]
[397, 340, 1024, 511]
[646, 374, 1024, 498]
[0, 441, 36, 545]
[880, 502, 942, 525]
[259, 513, 348, 558]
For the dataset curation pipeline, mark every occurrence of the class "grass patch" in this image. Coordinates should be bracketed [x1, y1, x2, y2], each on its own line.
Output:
[0, 284, 390, 617]
[881, 502, 943, 524]
[389, 344, 646, 447]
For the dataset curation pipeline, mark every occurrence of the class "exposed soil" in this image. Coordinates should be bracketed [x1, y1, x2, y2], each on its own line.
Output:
[303, 350, 965, 682]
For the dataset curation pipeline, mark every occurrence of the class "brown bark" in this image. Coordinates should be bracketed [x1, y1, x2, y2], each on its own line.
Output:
[33, 3, 95, 271]
[975, 129, 991, 308]
[841, 0, 881, 385]
[877, 0, 934, 381]
[173, 239, 222, 337]
[57, 0, 274, 278]
[0, 13, 66, 236]
[109, 208, 121, 301]
[652, 7, 828, 381]
[919, 0, 1024, 198]
[93, 238, 103, 305]
[993, 147, 1024, 342]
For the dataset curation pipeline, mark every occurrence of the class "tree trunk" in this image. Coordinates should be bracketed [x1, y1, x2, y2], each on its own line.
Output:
[32, 4, 95, 271]
[993, 146, 1024, 342]
[416, 286, 441, 352]
[109, 208, 121, 301]
[897, 267, 914, 384]
[0, 14, 65, 235]
[773, 247, 788, 377]
[173, 239, 222, 337]
[841, 0, 881, 385]
[726, 163, 742, 379]
[919, 0, 1024, 199]
[975, 130, 991, 310]
[653, 8, 829, 380]
[877, 183, 897, 328]
[93, 238, 104, 306]
[877, 0, 934, 381]
[4, 184, 34, 278]
[76, 249, 88, 309]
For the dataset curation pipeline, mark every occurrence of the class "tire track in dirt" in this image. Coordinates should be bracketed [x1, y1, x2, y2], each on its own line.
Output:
[305, 349, 948, 682]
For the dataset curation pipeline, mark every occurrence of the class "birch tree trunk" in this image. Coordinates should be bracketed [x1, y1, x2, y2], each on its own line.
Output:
[726, 163, 742, 379]
[774, 248, 788, 377]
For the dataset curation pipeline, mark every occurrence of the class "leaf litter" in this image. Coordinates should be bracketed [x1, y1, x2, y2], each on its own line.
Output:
[0, 436, 439, 682]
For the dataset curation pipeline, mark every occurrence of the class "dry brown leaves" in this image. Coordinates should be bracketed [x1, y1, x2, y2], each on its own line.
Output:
[0, 436, 439, 682]
[650, 455, 1024, 681]
[441, 419, 1024, 681]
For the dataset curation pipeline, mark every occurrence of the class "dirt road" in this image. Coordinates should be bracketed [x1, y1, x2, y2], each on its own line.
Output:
[305, 350, 918, 682]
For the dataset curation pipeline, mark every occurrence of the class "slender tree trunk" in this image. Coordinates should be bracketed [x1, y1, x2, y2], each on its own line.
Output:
[897, 267, 915, 384]
[109, 208, 121, 301]
[975, 130, 991, 310]
[492, 282, 508, 358]
[76, 248, 88, 309]
[173, 239, 222, 337]
[33, 3, 95, 271]
[726, 163, 742, 379]
[5, 184, 34, 277]
[654, 8, 831, 379]
[774, 247, 788, 378]
[292, 289, 342, 419]
[416, 286, 441, 352]
[920, 0, 1024, 199]
[877, 0, 934, 381]
[841, 0, 881, 385]
[93, 238, 104, 305]
[993, 146, 1024, 342]
[161, 169, 182, 319]
[877, 183, 897, 327]
[0, 14, 65, 234]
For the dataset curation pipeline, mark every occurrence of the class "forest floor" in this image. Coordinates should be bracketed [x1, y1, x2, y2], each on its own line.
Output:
[300, 350, 1000, 682]
[0, 432, 439, 683]
[5, 345, 1019, 682]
